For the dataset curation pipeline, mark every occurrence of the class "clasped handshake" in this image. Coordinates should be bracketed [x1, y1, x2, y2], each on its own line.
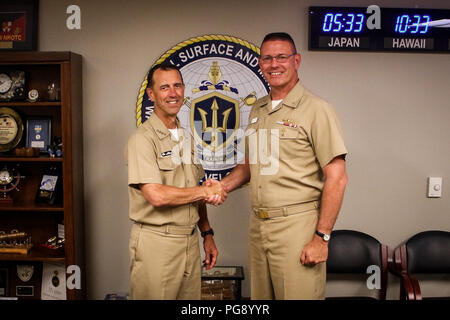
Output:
[202, 179, 228, 206]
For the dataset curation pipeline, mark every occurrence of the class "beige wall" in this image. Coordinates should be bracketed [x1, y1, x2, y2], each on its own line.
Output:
[39, 0, 450, 299]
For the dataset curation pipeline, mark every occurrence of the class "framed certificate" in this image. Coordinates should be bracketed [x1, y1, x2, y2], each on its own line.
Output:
[0, 0, 38, 51]
[41, 262, 66, 300]
[25, 118, 51, 153]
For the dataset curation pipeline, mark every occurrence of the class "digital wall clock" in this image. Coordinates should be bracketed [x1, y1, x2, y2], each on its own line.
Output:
[309, 7, 450, 53]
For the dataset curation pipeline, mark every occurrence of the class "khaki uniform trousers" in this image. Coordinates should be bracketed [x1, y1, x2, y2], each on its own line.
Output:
[129, 223, 201, 300]
[249, 205, 326, 300]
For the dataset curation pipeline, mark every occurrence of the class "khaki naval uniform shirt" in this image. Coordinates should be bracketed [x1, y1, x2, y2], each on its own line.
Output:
[126, 113, 205, 227]
[246, 81, 347, 208]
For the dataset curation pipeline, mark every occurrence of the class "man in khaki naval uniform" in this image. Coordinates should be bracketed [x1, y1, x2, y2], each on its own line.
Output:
[220, 33, 348, 299]
[126, 64, 225, 299]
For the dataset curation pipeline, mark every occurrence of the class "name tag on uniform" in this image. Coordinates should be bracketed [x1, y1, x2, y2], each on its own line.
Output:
[161, 151, 172, 157]
[250, 117, 258, 124]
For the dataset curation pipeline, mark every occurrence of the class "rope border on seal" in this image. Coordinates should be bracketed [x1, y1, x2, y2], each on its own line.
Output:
[135, 34, 261, 127]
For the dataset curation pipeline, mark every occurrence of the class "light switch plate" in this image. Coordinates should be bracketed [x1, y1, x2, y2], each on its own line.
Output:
[428, 177, 442, 198]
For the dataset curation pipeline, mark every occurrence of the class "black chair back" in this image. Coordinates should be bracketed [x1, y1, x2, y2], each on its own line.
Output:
[406, 230, 450, 274]
[328, 230, 383, 272]
[327, 229, 388, 299]
[389, 230, 450, 300]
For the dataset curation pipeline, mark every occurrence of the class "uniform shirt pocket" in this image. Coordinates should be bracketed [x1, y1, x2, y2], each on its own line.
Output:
[277, 126, 299, 139]
[271, 126, 302, 161]
[157, 157, 176, 171]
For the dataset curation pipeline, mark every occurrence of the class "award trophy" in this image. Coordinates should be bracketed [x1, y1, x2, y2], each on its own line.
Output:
[0, 107, 24, 153]
[12, 262, 42, 299]
[0, 229, 33, 255]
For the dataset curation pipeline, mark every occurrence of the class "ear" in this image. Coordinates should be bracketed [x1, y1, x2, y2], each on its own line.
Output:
[146, 87, 154, 102]
[294, 53, 301, 70]
[258, 57, 263, 70]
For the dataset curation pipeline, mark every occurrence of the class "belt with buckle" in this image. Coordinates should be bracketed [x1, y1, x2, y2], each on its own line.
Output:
[253, 201, 319, 219]
[139, 223, 196, 235]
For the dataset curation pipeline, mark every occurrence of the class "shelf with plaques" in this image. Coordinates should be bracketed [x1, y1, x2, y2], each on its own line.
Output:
[0, 155, 63, 162]
[0, 51, 85, 299]
[0, 245, 65, 262]
[0, 102, 61, 107]
[0, 200, 63, 212]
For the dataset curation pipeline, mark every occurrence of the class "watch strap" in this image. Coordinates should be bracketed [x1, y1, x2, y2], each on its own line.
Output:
[201, 228, 214, 238]
[315, 230, 330, 241]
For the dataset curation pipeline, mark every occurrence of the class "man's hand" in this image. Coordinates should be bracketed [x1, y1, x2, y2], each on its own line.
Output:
[203, 235, 218, 270]
[300, 236, 328, 266]
[203, 179, 227, 206]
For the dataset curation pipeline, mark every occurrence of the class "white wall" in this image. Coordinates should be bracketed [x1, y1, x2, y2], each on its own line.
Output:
[38, 0, 450, 299]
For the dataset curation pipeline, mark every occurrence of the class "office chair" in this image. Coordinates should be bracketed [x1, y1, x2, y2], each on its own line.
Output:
[326, 229, 388, 300]
[389, 230, 450, 300]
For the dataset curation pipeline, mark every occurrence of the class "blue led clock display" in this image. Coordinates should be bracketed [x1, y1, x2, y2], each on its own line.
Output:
[322, 13, 365, 33]
[394, 15, 430, 34]
[310, 6, 450, 53]
[320, 11, 434, 35]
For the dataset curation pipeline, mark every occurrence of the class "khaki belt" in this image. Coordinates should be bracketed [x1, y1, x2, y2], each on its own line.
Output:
[253, 201, 319, 219]
[139, 223, 196, 235]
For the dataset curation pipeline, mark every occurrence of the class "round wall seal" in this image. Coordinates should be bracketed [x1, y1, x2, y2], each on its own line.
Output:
[136, 35, 269, 181]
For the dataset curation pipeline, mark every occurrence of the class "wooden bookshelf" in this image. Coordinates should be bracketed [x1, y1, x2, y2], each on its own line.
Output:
[0, 52, 85, 300]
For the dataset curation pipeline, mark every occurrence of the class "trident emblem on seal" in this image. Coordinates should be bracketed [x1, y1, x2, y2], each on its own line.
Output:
[197, 99, 232, 150]
[190, 62, 240, 152]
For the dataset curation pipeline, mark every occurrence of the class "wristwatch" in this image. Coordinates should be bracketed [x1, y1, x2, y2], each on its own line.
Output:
[201, 228, 214, 238]
[315, 230, 331, 242]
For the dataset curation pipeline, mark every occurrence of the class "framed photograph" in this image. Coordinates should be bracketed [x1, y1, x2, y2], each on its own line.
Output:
[0, 0, 38, 51]
[26, 117, 51, 153]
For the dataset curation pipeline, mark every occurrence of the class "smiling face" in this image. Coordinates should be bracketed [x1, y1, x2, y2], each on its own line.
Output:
[259, 39, 301, 99]
[146, 68, 185, 120]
